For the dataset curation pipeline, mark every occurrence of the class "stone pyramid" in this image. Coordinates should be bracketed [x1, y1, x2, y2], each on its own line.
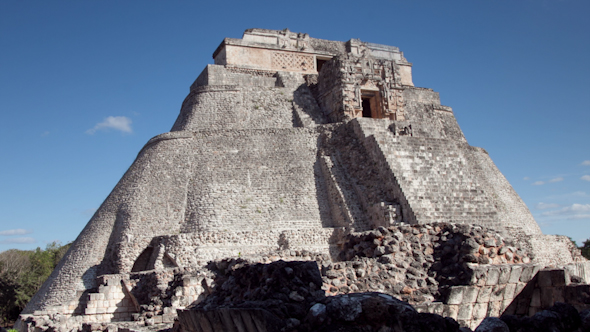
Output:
[18, 29, 584, 331]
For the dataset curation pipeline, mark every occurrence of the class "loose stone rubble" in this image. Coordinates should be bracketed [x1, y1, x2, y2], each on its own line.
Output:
[177, 259, 590, 332]
[16, 29, 590, 332]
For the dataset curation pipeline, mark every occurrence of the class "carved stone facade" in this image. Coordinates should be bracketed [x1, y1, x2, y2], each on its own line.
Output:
[316, 53, 408, 122]
[213, 28, 413, 123]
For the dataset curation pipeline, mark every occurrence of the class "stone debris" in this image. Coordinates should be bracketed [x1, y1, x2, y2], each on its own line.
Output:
[327, 223, 530, 304]
[177, 260, 589, 332]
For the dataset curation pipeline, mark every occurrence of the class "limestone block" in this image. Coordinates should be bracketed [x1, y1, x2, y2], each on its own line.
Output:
[429, 302, 444, 315]
[85, 308, 96, 315]
[458, 304, 473, 320]
[490, 285, 505, 302]
[504, 283, 517, 301]
[509, 265, 523, 283]
[487, 301, 502, 317]
[472, 303, 488, 320]
[89, 294, 104, 301]
[477, 286, 493, 303]
[486, 268, 500, 286]
[447, 287, 464, 305]
[163, 314, 176, 323]
[443, 305, 459, 320]
[519, 265, 534, 283]
[498, 266, 511, 284]
[462, 287, 479, 303]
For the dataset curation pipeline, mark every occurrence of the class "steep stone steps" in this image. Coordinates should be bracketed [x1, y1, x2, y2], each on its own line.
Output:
[352, 118, 497, 226]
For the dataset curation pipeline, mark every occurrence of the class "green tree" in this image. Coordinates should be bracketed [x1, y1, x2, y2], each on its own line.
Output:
[0, 242, 71, 327]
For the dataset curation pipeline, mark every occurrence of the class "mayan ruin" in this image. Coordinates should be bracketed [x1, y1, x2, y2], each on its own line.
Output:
[15, 29, 590, 332]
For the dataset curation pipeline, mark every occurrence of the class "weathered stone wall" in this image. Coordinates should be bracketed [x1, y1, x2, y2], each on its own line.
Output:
[193, 64, 277, 88]
[402, 87, 466, 142]
[171, 86, 295, 131]
[23, 126, 333, 314]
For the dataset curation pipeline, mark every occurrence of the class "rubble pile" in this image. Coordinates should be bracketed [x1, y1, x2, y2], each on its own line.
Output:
[177, 260, 590, 332]
[196, 260, 325, 320]
[323, 223, 530, 303]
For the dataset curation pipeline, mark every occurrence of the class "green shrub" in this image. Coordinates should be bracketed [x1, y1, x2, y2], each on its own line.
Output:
[0, 242, 71, 327]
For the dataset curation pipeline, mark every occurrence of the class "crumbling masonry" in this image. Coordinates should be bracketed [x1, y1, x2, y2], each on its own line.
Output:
[18, 29, 590, 332]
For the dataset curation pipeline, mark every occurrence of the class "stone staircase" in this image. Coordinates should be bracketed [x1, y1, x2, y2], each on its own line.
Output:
[352, 118, 498, 226]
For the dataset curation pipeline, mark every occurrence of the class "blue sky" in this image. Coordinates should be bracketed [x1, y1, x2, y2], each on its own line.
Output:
[0, 0, 589, 252]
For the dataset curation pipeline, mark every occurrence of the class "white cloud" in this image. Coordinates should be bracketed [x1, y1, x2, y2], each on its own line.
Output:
[582, 160, 590, 166]
[86, 116, 132, 134]
[535, 202, 560, 210]
[0, 237, 36, 244]
[541, 203, 590, 220]
[582, 175, 590, 182]
[532, 181, 545, 185]
[523, 177, 530, 181]
[549, 177, 564, 183]
[568, 214, 590, 220]
[0, 229, 32, 236]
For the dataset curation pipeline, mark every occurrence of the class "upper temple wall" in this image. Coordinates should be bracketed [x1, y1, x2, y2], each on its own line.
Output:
[211, 28, 414, 83]
[172, 29, 467, 143]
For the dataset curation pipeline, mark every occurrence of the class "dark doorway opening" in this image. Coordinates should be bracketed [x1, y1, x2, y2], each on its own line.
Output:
[362, 98, 372, 118]
[316, 58, 327, 73]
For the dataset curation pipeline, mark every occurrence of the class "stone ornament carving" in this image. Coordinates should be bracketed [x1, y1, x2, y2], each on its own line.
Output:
[272, 52, 314, 72]
[277, 29, 314, 52]
[325, 53, 406, 120]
